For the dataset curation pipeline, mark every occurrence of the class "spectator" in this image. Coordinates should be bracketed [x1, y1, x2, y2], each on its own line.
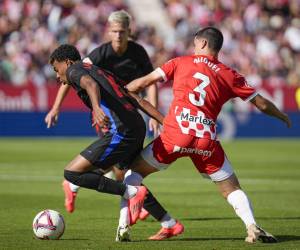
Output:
[0, 0, 299, 86]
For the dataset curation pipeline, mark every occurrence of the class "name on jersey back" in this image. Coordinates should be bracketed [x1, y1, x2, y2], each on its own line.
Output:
[193, 57, 220, 73]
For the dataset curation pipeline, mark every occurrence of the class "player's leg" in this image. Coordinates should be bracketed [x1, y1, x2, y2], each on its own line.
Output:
[62, 132, 140, 213]
[193, 140, 277, 243]
[62, 119, 108, 213]
[113, 166, 125, 181]
[113, 166, 152, 221]
[74, 131, 172, 241]
[63, 168, 114, 213]
[214, 172, 277, 243]
[63, 154, 140, 198]
[117, 154, 178, 241]
[119, 137, 184, 240]
[63, 134, 146, 199]
[111, 163, 178, 241]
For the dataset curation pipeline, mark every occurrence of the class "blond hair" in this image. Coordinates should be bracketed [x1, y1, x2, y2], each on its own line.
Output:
[108, 10, 132, 28]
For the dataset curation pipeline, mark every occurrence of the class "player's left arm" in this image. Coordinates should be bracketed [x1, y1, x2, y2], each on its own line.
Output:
[79, 75, 110, 128]
[126, 70, 162, 93]
[126, 91, 164, 125]
[250, 94, 291, 128]
[145, 83, 160, 135]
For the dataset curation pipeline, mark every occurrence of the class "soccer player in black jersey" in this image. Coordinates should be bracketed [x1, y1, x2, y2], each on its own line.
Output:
[82, 9, 159, 182]
[49, 44, 184, 241]
[45, 10, 183, 239]
[46, 9, 157, 188]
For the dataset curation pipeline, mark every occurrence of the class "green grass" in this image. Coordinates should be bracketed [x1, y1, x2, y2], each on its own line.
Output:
[0, 138, 300, 250]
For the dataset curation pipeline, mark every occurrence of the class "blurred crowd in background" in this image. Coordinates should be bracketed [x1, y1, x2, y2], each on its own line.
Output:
[0, 0, 300, 87]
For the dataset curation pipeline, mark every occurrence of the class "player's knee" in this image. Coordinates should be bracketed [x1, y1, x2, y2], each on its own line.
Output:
[215, 174, 241, 199]
[64, 170, 81, 185]
[129, 156, 158, 178]
[222, 188, 238, 199]
[124, 169, 143, 185]
[113, 167, 125, 181]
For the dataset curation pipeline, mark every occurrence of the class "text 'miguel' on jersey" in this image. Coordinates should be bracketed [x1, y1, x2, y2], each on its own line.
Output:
[156, 55, 258, 140]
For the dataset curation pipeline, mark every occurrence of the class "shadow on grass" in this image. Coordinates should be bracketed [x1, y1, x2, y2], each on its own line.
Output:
[276, 235, 300, 242]
[181, 216, 300, 221]
[135, 237, 243, 242]
[135, 235, 300, 243]
[59, 238, 89, 241]
[174, 236, 300, 243]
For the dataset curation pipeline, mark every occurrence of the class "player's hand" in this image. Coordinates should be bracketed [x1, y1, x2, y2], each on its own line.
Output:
[149, 118, 160, 137]
[45, 109, 59, 128]
[92, 107, 110, 128]
[282, 113, 292, 128]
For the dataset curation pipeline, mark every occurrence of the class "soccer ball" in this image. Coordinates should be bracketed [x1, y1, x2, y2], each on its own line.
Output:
[32, 209, 65, 240]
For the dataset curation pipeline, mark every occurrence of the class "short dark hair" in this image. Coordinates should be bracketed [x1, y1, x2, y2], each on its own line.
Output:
[49, 44, 81, 64]
[195, 27, 223, 52]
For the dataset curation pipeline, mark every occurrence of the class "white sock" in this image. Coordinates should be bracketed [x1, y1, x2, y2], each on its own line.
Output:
[227, 189, 256, 228]
[119, 170, 144, 226]
[122, 170, 143, 199]
[160, 213, 176, 228]
[119, 198, 130, 227]
[123, 185, 137, 199]
[69, 182, 80, 193]
[124, 170, 143, 186]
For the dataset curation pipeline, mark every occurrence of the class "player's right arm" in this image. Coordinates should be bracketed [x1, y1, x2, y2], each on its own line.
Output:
[45, 84, 71, 128]
[250, 94, 291, 128]
[126, 70, 163, 93]
[79, 75, 110, 128]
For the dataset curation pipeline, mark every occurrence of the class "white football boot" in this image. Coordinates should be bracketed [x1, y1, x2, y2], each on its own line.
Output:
[246, 224, 277, 243]
[115, 225, 131, 242]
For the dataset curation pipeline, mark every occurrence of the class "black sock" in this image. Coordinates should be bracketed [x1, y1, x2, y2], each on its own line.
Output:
[143, 187, 167, 221]
[64, 170, 126, 196]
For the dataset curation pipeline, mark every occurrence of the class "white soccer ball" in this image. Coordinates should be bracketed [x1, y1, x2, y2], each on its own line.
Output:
[32, 209, 65, 240]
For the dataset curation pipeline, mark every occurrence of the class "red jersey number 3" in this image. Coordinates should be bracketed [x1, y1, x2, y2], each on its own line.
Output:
[189, 72, 210, 107]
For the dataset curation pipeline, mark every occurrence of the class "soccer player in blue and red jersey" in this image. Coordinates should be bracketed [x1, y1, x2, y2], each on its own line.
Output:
[49, 44, 183, 241]
[46, 10, 161, 223]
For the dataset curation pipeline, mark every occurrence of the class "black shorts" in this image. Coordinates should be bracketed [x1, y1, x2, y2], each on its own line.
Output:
[80, 131, 144, 171]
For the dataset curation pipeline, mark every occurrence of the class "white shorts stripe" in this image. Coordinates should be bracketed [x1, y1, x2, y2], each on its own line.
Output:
[201, 156, 234, 182]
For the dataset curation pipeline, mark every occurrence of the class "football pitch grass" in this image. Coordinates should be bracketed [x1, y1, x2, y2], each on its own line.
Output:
[0, 138, 299, 250]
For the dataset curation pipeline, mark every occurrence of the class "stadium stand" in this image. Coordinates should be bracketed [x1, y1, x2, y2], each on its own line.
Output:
[0, 0, 299, 138]
[0, 0, 299, 87]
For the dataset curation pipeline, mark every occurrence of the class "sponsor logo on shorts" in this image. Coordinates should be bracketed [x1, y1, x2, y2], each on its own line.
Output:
[173, 145, 212, 157]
